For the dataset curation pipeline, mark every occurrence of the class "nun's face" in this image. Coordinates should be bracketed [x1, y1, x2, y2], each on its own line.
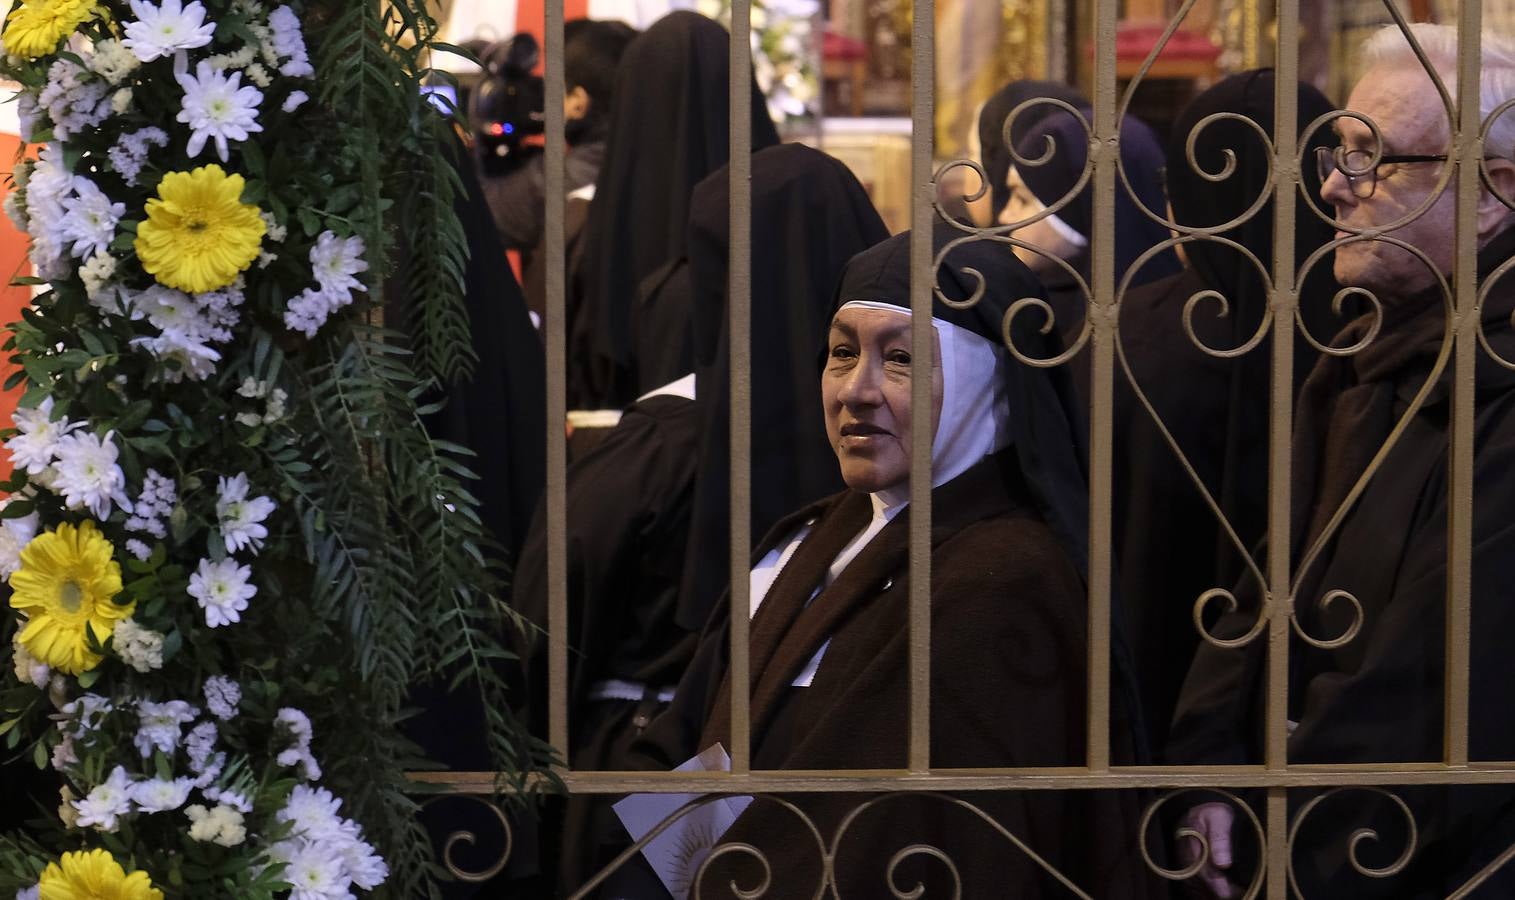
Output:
[822, 306, 944, 494]
[999, 166, 1082, 271]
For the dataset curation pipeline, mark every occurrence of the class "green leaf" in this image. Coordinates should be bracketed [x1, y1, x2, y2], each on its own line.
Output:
[76, 668, 101, 689]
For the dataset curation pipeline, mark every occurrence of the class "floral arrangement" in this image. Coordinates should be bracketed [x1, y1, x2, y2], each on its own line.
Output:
[699, 0, 820, 124]
[0, 0, 550, 896]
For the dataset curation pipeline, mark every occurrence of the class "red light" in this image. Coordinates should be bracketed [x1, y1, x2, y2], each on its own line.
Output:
[486, 122, 505, 136]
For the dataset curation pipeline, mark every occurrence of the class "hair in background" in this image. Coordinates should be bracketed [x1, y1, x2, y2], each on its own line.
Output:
[1361, 22, 1515, 159]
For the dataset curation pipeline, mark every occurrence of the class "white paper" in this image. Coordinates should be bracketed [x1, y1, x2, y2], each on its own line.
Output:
[612, 744, 754, 899]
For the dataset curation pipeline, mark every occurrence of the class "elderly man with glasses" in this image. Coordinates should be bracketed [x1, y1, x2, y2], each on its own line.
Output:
[1166, 23, 1515, 900]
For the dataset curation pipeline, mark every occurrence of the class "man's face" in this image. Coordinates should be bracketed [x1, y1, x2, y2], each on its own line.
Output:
[1322, 66, 1455, 298]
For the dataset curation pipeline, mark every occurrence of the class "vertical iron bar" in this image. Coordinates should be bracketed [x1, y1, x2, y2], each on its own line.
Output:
[907, 0, 934, 774]
[728, 0, 754, 775]
[1086, 0, 1116, 773]
[1266, 0, 1298, 778]
[544, 0, 568, 763]
[1267, 787, 1288, 900]
[1445, 0, 1481, 769]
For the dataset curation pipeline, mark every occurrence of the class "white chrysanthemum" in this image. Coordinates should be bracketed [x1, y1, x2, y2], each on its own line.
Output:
[282, 90, 308, 113]
[123, 0, 216, 62]
[277, 784, 348, 841]
[0, 499, 40, 581]
[283, 842, 347, 899]
[204, 785, 251, 813]
[130, 332, 222, 383]
[24, 145, 73, 281]
[188, 558, 256, 628]
[16, 885, 39, 900]
[51, 430, 133, 520]
[61, 693, 114, 737]
[112, 617, 165, 673]
[175, 60, 264, 162]
[133, 699, 198, 757]
[125, 538, 152, 561]
[73, 766, 135, 831]
[60, 177, 124, 260]
[11, 630, 49, 688]
[340, 839, 389, 890]
[203, 674, 240, 720]
[309, 232, 368, 297]
[88, 38, 141, 84]
[130, 776, 193, 813]
[111, 87, 133, 114]
[186, 802, 247, 847]
[6, 397, 82, 475]
[216, 473, 275, 554]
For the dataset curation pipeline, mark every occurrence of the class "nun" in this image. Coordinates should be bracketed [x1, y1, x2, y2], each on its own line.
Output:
[1002, 108, 1180, 343]
[676, 143, 890, 630]
[569, 10, 779, 409]
[965, 79, 1088, 228]
[513, 143, 887, 893]
[620, 226, 1156, 899]
[1114, 70, 1343, 751]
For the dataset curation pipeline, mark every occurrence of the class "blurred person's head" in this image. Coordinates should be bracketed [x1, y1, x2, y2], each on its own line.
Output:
[564, 19, 636, 142]
[1320, 24, 1515, 298]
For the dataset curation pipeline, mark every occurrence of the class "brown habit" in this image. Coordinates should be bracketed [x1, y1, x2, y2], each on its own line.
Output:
[623, 451, 1158, 899]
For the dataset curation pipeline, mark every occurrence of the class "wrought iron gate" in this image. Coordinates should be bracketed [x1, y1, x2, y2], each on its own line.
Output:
[414, 1, 1515, 896]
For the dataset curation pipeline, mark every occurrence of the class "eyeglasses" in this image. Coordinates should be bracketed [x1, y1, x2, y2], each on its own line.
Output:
[1315, 145, 1447, 199]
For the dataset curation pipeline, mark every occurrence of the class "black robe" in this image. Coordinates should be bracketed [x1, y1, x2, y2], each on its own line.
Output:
[676, 144, 889, 630]
[571, 11, 779, 408]
[622, 452, 1160, 899]
[1113, 72, 1343, 753]
[1167, 225, 1515, 897]
[514, 393, 703, 892]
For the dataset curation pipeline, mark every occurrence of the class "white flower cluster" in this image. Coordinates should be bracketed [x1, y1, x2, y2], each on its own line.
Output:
[0, 498, 40, 580]
[186, 800, 247, 846]
[11, 630, 49, 689]
[22, 145, 81, 280]
[125, 468, 176, 539]
[6, 401, 134, 521]
[271, 785, 388, 898]
[106, 126, 169, 187]
[236, 377, 289, 426]
[283, 232, 369, 337]
[128, 278, 247, 382]
[203, 675, 240, 720]
[266, 6, 314, 78]
[112, 618, 166, 673]
[274, 706, 321, 781]
[37, 58, 112, 140]
[88, 38, 141, 85]
[185, 719, 224, 784]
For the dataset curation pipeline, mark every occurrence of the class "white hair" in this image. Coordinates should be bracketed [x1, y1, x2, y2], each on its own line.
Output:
[1362, 22, 1515, 159]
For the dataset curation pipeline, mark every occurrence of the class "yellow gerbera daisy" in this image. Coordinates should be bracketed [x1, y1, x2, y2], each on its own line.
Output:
[135, 164, 266, 294]
[39, 848, 163, 900]
[9, 520, 129, 675]
[2, 0, 100, 60]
